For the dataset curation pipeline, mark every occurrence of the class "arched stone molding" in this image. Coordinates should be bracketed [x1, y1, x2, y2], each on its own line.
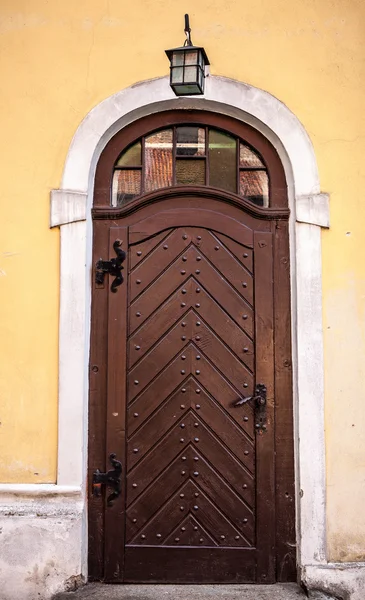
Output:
[49, 76, 330, 586]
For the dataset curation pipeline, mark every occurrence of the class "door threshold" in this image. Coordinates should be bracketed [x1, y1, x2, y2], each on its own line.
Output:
[54, 582, 306, 599]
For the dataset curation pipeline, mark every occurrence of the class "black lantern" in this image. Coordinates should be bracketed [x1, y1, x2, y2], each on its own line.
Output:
[165, 15, 210, 96]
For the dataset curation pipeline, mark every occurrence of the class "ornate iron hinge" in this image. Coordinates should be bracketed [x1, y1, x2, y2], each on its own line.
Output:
[95, 240, 126, 293]
[233, 383, 267, 433]
[92, 453, 122, 506]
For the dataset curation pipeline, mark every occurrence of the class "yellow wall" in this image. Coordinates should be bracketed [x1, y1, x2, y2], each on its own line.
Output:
[1, 0, 364, 561]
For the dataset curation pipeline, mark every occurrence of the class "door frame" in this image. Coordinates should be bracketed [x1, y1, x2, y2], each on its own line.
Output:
[50, 75, 329, 582]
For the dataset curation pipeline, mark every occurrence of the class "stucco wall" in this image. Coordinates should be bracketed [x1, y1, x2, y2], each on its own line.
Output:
[0, 0, 364, 564]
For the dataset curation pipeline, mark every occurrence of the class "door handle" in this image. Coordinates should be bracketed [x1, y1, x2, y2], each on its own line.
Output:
[233, 383, 267, 433]
[95, 239, 126, 293]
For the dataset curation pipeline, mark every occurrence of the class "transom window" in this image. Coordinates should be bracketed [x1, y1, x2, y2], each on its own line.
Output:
[112, 126, 269, 207]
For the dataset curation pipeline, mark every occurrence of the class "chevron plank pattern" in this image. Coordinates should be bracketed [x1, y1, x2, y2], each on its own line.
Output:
[126, 227, 256, 550]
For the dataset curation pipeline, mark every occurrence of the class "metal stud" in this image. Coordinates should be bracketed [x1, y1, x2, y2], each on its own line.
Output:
[196, 256, 202, 261]
[181, 470, 186, 475]
[134, 380, 139, 385]
[235, 535, 240, 540]
[136, 279, 141, 284]
[194, 492, 199, 497]
[133, 448, 139, 454]
[243, 416, 249, 422]
[136, 312, 141, 317]
[243, 253, 248, 258]
[180, 404, 185, 409]
[157, 533, 162, 538]
[182, 289, 187, 294]
[196, 355, 201, 360]
[243, 383, 248, 388]
[182, 256, 187, 262]
[181, 355, 186, 360]
[196, 370, 200, 375]
[243, 347, 248, 353]
[196, 404, 201, 409]
[197, 236, 202, 241]
[195, 269, 200, 274]
[180, 506, 185, 511]
[195, 303, 200, 308]
[163, 244, 168, 249]
[214, 246, 220, 251]
[194, 457, 199, 461]
[195, 389, 201, 394]
[182, 456, 187, 461]
[242, 314, 248, 320]
[194, 437, 199, 442]
[242, 282, 247, 288]
[193, 471, 199, 477]
[181, 336, 186, 341]
[196, 321, 201, 326]
[133, 412, 139, 418]
[181, 370, 185, 375]
[196, 288, 201, 293]
[180, 493, 185, 498]
[180, 423, 185, 428]
[141, 534, 146, 539]
[243, 484, 248, 489]
[220, 535, 225, 540]
[175, 538, 180, 542]
[181, 322, 187, 327]
[243, 518, 248, 524]
[196, 335, 201, 340]
[181, 302, 186, 307]
[193, 505, 199, 510]
[180, 438, 185, 443]
[181, 270, 186, 275]
[182, 234, 188, 240]
[132, 518, 137, 523]
[132, 483, 137, 488]
[137, 251, 142, 256]
[244, 450, 249, 455]
[199, 538, 204, 543]
[181, 527, 186, 532]
[194, 423, 199, 428]
[181, 388, 186, 393]
[135, 345, 141, 351]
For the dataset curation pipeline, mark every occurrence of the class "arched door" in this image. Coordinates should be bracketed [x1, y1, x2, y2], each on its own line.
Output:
[88, 111, 296, 584]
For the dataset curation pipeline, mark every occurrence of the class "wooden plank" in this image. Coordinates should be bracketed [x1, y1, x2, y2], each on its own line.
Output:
[254, 230, 276, 583]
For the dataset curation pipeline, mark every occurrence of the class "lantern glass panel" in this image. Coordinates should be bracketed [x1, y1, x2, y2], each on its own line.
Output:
[171, 67, 184, 84]
[174, 84, 200, 95]
[172, 51, 184, 66]
[184, 66, 198, 83]
[185, 50, 198, 65]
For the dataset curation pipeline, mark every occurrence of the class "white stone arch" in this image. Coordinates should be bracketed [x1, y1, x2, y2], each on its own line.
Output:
[50, 75, 329, 583]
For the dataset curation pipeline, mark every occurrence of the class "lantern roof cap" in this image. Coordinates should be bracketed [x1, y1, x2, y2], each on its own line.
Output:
[165, 45, 210, 66]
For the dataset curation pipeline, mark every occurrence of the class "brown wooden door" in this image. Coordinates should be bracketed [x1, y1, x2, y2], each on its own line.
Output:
[88, 195, 295, 583]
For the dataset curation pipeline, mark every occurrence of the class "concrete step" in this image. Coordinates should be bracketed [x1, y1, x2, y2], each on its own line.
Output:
[54, 582, 307, 600]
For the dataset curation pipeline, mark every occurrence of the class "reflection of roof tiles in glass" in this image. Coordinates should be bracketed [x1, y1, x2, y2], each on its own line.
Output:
[145, 148, 173, 191]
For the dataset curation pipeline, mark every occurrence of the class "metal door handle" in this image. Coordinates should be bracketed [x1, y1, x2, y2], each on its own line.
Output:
[232, 383, 267, 433]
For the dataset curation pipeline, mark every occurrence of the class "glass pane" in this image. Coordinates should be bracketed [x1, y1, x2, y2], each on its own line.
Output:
[240, 171, 269, 206]
[144, 129, 173, 192]
[185, 50, 198, 65]
[174, 84, 200, 95]
[184, 66, 197, 82]
[112, 170, 141, 206]
[209, 129, 237, 193]
[172, 51, 184, 66]
[176, 159, 205, 185]
[171, 66, 183, 84]
[115, 141, 141, 167]
[239, 143, 265, 168]
[176, 127, 205, 156]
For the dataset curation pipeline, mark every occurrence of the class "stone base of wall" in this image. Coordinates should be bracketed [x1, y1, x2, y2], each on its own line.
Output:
[303, 564, 365, 600]
[0, 486, 85, 600]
